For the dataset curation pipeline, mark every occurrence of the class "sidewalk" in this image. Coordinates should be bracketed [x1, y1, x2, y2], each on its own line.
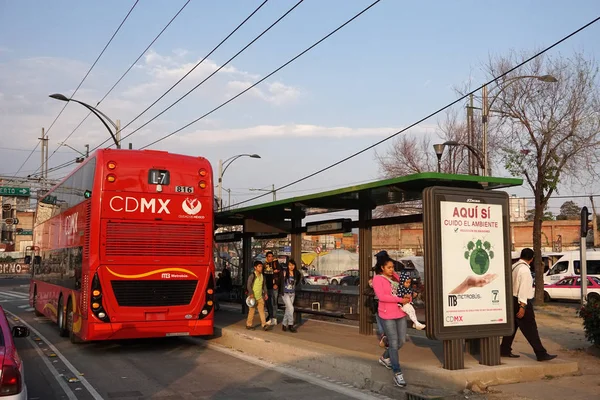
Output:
[210, 304, 581, 399]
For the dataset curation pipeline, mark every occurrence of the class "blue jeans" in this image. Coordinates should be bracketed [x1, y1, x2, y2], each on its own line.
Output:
[381, 317, 407, 374]
[375, 314, 384, 337]
[282, 293, 295, 325]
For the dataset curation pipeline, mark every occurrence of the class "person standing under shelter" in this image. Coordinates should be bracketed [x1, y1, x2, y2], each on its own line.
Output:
[246, 261, 271, 331]
[500, 248, 557, 361]
[263, 251, 281, 325]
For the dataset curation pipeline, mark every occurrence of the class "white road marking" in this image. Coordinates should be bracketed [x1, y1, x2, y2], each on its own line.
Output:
[196, 339, 393, 400]
[7, 290, 30, 297]
[24, 334, 79, 400]
[18, 305, 29, 309]
[25, 307, 34, 312]
[5, 310, 104, 400]
[0, 291, 28, 299]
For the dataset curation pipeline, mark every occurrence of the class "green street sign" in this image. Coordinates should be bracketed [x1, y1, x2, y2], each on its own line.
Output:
[16, 230, 32, 235]
[0, 187, 30, 197]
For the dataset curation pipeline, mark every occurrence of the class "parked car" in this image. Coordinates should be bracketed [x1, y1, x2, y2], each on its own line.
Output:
[302, 271, 329, 285]
[340, 274, 360, 286]
[543, 276, 600, 303]
[329, 269, 358, 285]
[0, 306, 30, 399]
[543, 250, 600, 285]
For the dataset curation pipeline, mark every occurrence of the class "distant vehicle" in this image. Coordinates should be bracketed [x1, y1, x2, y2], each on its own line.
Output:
[543, 250, 600, 285]
[543, 276, 600, 303]
[28, 149, 216, 343]
[340, 274, 359, 286]
[0, 305, 30, 399]
[329, 269, 358, 285]
[303, 271, 329, 285]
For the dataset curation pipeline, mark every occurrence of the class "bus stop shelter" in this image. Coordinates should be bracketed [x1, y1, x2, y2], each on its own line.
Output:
[214, 172, 522, 337]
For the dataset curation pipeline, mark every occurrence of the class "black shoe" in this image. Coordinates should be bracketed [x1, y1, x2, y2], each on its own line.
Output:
[501, 352, 520, 358]
[282, 325, 287, 332]
[263, 324, 272, 331]
[288, 325, 297, 333]
[246, 325, 255, 330]
[537, 353, 557, 362]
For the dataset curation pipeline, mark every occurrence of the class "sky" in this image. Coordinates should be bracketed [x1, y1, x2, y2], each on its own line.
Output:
[1, 0, 600, 218]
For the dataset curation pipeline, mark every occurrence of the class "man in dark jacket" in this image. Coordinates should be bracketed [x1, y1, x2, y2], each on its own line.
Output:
[263, 251, 281, 324]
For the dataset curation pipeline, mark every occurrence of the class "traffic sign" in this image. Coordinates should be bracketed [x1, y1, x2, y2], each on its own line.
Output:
[315, 246, 322, 254]
[0, 187, 30, 197]
[2, 204, 11, 211]
[16, 230, 32, 235]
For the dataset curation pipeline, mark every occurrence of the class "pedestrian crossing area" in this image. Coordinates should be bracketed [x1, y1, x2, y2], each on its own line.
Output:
[0, 290, 33, 311]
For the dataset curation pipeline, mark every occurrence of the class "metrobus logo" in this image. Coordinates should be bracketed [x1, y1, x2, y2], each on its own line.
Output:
[109, 196, 171, 214]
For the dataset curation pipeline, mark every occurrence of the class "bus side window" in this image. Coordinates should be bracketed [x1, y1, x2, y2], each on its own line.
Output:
[548, 261, 568, 275]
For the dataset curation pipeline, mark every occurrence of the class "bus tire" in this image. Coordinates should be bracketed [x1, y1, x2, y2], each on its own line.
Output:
[66, 299, 84, 344]
[33, 286, 44, 317]
[57, 296, 68, 337]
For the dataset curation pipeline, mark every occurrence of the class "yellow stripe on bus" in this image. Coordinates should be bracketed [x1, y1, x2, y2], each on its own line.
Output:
[105, 267, 198, 279]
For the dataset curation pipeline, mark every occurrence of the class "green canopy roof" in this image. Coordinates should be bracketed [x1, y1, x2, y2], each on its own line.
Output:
[216, 172, 522, 225]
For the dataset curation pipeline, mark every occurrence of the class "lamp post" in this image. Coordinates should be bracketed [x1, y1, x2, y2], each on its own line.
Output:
[249, 184, 276, 201]
[49, 93, 120, 148]
[480, 75, 558, 176]
[217, 154, 261, 211]
[59, 142, 90, 163]
[434, 141, 485, 175]
[433, 144, 445, 173]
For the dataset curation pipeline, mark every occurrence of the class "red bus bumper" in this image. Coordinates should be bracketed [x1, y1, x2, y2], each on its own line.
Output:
[83, 318, 213, 341]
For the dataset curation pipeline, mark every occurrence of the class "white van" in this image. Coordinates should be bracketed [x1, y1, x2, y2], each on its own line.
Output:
[543, 250, 600, 285]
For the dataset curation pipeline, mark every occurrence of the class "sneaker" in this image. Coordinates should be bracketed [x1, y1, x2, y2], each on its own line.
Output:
[379, 335, 389, 348]
[246, 325, 255, 330]
[378, 357, 392, 370]
[414, 322, 426, 331]
[262, 324, 272, 331]
[394, 372, 406, 387]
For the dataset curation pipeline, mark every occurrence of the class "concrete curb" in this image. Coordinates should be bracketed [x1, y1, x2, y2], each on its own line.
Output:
[212, 322, 580, 398]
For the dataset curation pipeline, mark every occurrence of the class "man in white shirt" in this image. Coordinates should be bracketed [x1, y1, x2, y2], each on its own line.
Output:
[500, 248, 557, 362]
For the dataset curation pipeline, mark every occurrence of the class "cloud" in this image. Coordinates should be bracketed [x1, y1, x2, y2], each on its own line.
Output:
[174, 123, 436, 144]
[226, 80, 300, 105]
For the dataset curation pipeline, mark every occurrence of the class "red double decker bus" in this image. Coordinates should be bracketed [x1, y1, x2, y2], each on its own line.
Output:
[28, 149, 215, 342]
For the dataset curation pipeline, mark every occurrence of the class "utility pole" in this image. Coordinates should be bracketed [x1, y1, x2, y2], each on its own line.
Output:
[38, 128, 49, 188]
[116, 119, 121, 149]
[85, 144, 90, 158]
[272, 184, 276, 201]
[481, 85, 489, 176]
[217, 159, 223, 212]
[590, 196, 598, 247]
[467, 94, 475, 175]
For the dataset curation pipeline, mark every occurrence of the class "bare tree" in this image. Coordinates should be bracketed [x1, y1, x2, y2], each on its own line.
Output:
[487, 51, 600, 302]
[374, 110, 475, 216]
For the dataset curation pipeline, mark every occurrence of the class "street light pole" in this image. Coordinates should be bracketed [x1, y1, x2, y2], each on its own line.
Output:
[217, 154, 261, 211]
[436, 141, 485, 175]
[49, 93, 120, 148]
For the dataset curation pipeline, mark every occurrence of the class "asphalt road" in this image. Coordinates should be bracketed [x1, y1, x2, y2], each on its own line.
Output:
[0, 278, 382, 400]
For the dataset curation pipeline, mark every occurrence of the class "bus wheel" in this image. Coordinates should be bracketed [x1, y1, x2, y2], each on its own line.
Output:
[33, 286, 44, 317]
[66, 300, 83, 344]
[57, 296, 68, 337]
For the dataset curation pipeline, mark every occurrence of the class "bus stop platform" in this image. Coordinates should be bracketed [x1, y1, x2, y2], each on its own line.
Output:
[210, 306, 579, 399]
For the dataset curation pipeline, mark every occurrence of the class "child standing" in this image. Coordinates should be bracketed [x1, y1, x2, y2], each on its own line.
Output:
[398, 272, 425, 330]
[246, 261, 272, 331]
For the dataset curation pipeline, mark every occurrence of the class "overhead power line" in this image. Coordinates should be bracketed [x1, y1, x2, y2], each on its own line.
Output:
[12, 0, 140, 179]
[136, 0, 383, 150]
[40, 0, 193, 173]
[226, 14, 600, 209]
[91, 0, 272, 151]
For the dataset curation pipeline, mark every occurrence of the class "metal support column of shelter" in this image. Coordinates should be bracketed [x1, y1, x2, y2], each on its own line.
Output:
[358, 203, 373, 335]
[290, 209, 303, 325]
[480, 336, 501, 366]
[443, 339, 465, 370]
[241, 234, 252, 315]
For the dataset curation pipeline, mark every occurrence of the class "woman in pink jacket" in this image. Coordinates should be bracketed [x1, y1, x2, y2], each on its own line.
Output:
[373, 258, 411, 387]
